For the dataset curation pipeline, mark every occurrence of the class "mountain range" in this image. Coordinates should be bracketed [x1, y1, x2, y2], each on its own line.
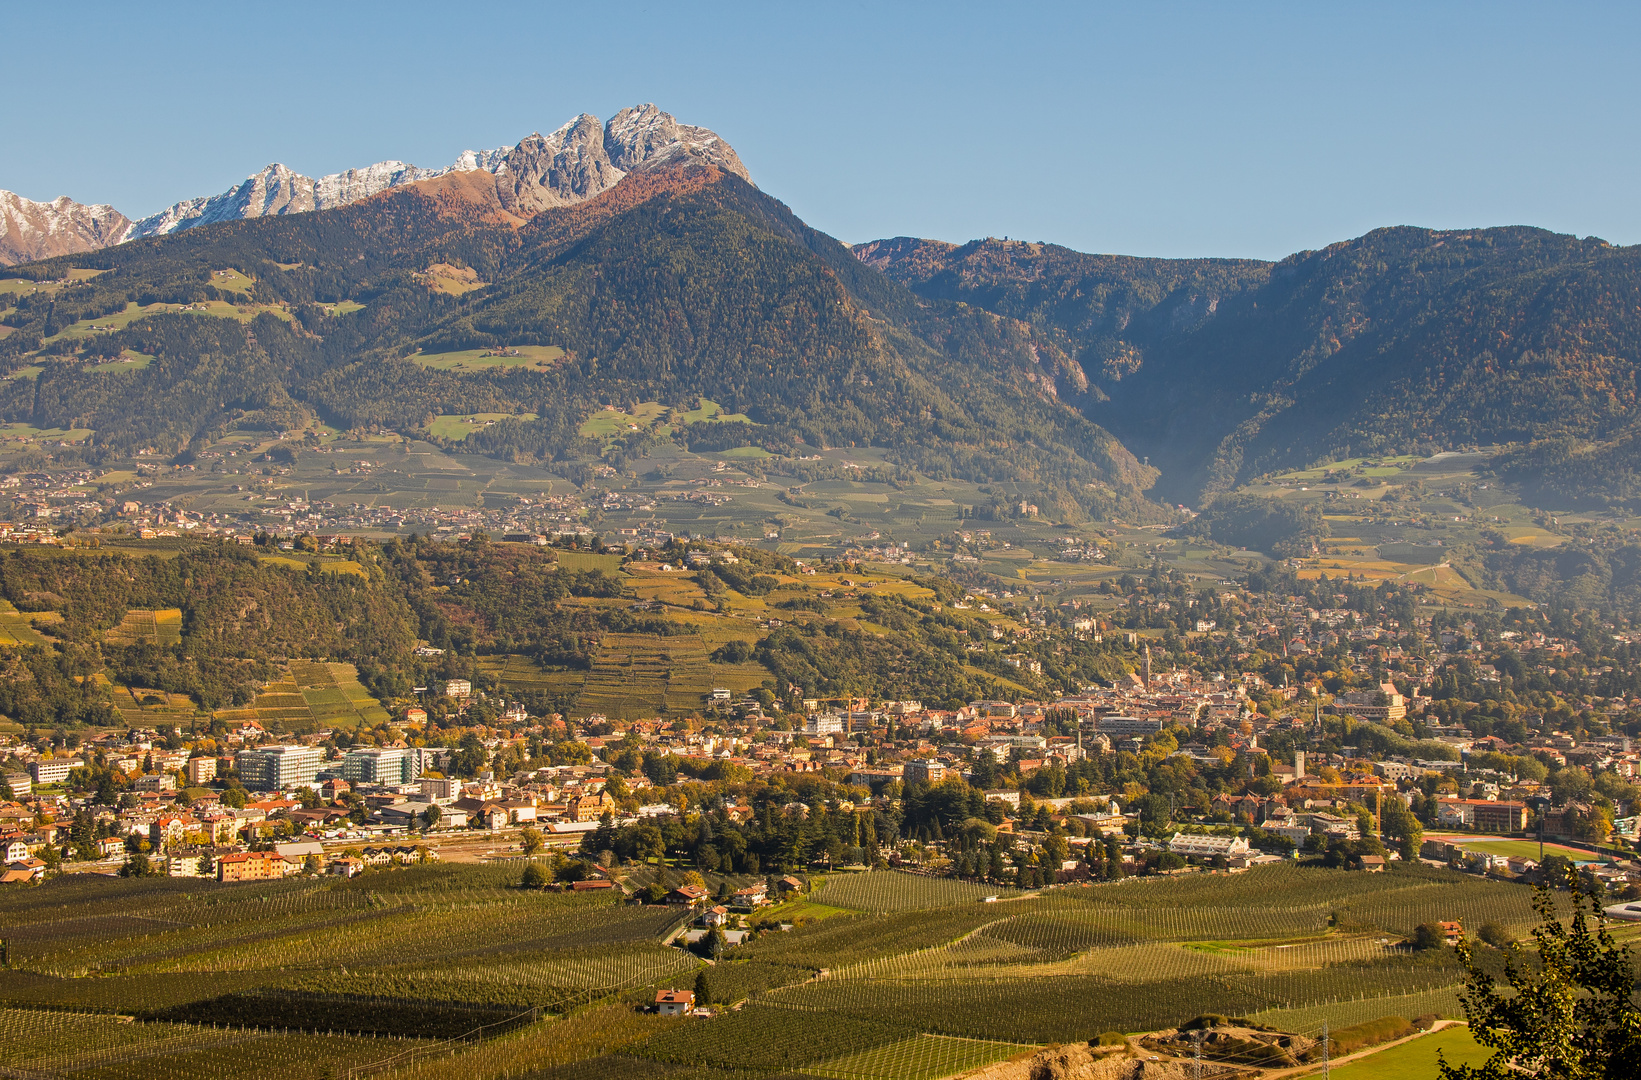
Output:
[0, 105, 747, 264]
[4, 105, 1641, 513]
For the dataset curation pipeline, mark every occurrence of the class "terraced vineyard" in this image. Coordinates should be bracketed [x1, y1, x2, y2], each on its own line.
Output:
[291, 659, 392, 728]
[103, 607, 183, 646]
[573, 633, 724, 719]
[0, 861, 1537, 1080]
[209, 660, 391, 732]
[0, 598, 54, 646]
[479, 653, 587, 699]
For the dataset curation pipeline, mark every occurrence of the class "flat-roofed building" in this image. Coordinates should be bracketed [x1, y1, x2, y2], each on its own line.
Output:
[342, 747, 419, 785]
[236, 746, 322, 791]
[1096, 716, 1164, 738]
[902, 759, 946, 785]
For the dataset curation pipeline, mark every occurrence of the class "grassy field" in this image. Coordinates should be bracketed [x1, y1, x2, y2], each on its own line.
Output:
[208, 268, 255, 294]
[257, 555, 367, 576]
[412, 345, 564, 371]
[41, 299, 294, 344]
[555, 550, 626, 573]
[1329, 1025, 1487, 1079]
[0, 422, 95, 441]
[417, 263, 489, 296]
[579, 398, 752, 441]
[1440, 836, 1606, 862]
[426, 412, 539, 440]
[81, 348, 156, 373]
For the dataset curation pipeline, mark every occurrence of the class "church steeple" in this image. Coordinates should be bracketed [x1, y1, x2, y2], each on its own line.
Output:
[1142, 643, 1152, 691]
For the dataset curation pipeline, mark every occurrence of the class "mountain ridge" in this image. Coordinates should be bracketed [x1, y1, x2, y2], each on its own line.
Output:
[859, 228, 1641, 505]
[0, 163, 1156, 522]
[0, 104, 747, 266]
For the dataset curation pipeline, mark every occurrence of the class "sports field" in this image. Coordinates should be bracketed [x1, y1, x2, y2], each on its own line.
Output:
[1433, 835, 1611, 863]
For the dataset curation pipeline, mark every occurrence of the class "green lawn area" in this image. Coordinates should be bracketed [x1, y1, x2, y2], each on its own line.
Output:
[720, 446, 773, 459]
[1330, 1025, 1486, 1079]
[412, 345, 563, 371]
[677, 397, 752, 425]
[425, 412, 537, 440]
[757, 899, 851, 923]
[0, 422, 94, 441]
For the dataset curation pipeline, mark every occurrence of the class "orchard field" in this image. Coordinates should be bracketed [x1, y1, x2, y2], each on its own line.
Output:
[0, 860, 1544, 1079]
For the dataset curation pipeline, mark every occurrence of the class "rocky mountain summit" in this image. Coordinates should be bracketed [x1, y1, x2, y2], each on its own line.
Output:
[0, 190, 131, 267]
[0, 104, 745, 263]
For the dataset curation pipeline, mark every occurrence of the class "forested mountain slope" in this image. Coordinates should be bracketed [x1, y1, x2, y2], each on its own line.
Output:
[0, 166, 1156, 520]
[864, 229, 1641, 505]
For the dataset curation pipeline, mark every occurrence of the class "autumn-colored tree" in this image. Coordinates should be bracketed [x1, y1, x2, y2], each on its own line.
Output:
[1440, 868, 1640, 1079]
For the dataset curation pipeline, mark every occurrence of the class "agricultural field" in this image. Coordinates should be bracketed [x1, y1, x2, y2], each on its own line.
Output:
[290, 659, 393, 728]
[103, 607, 184, 646]
[0, 862, 1533, 1080]
[209, 660, 391, 732]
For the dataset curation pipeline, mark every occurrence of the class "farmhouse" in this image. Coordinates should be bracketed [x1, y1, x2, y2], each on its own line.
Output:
[655, 989, 694, 1016]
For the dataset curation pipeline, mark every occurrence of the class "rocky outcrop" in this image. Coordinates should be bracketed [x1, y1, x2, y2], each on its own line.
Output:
[0, 190, 131, 267]
[126, 159, 479, 238]
[492, 114, 624, 217]
[956, 1043, 1243, 1080]
[605, 103, 748, 178]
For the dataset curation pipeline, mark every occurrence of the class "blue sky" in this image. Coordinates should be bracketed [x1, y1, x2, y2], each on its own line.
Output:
[7, 1, 1639, 259]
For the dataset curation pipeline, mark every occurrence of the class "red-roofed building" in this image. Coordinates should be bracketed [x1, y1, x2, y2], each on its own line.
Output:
[217, 850, 297, 882]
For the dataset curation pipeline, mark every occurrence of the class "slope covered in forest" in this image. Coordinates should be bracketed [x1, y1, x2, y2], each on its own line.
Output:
[864, 229, 1641, 505]
[0, 166, 1155, 521]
